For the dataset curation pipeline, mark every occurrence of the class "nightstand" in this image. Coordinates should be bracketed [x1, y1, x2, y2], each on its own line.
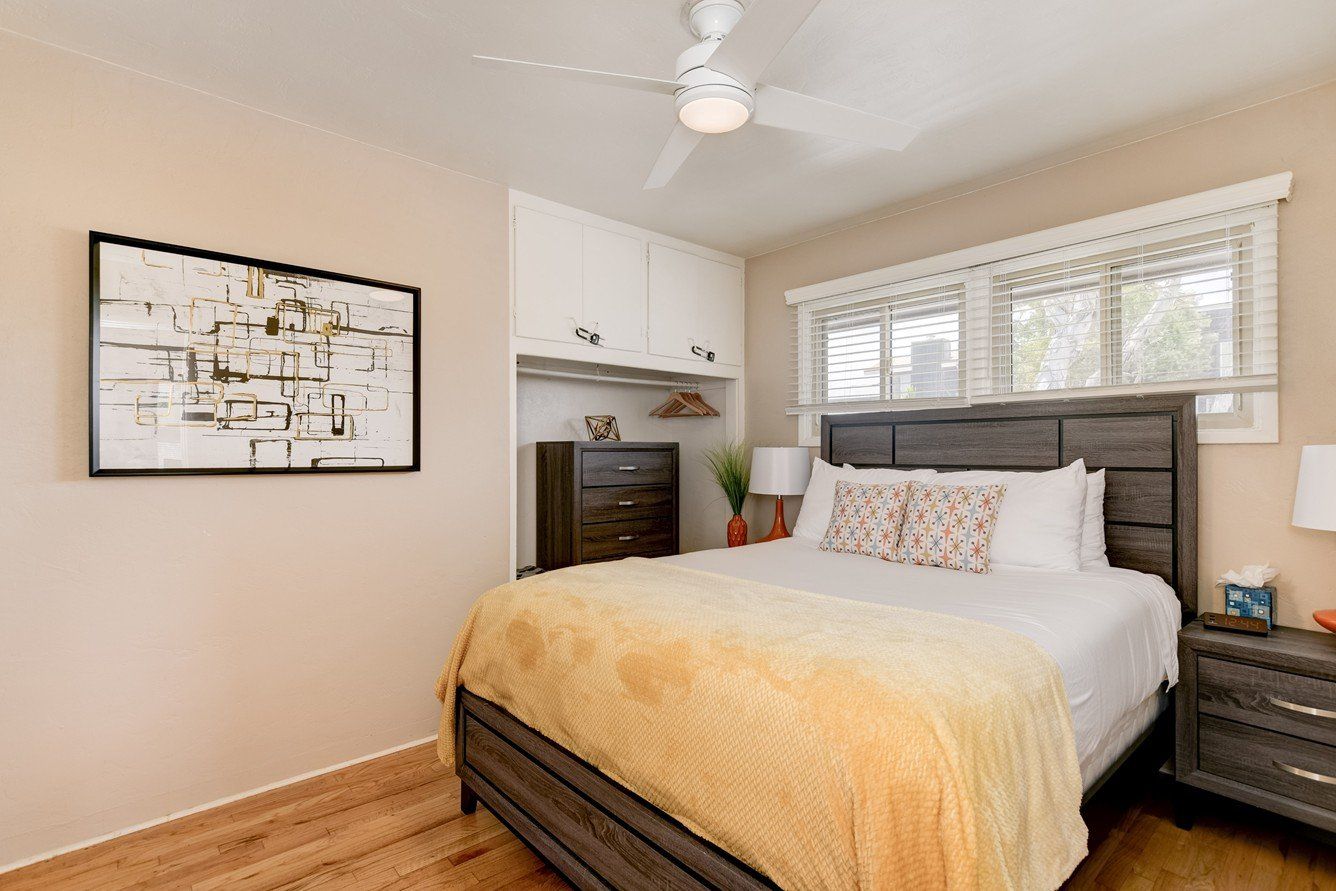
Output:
[1175, 619, 1336, 833]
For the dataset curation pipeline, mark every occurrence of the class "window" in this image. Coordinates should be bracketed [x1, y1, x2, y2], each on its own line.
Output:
[795, 276, 966, 418]
[986, 211, 1274, 400]
[790, 178, 1284, 446]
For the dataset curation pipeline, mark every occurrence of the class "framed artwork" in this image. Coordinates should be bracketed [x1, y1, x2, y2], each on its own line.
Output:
[89, 232, 420, 475]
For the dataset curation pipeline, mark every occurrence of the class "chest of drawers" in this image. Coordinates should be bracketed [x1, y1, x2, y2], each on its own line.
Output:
[536, 441, 680, 570]
[1175, 619, 1336, 833]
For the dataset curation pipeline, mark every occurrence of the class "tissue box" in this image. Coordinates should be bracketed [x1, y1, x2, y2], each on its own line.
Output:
[1225, 585, 1274, 629]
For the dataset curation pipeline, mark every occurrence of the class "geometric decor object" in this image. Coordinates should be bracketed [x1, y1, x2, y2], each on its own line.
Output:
[584, 415, 620, 442]
[89, 232, 419, 475]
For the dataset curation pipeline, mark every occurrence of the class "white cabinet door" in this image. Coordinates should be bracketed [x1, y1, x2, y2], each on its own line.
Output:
[581, 225, 645, 354]
[695, 256, 744, 366]
[649, 243, 744, 366]
[513, 206, 582, 345]
[647, 243, 699, 362]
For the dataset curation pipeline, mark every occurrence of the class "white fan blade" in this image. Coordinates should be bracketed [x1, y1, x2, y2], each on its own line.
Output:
[472, 55, 679, 95]
[643, 123, 704, 190]
[753, 84, 920, 151]
[706, 0, 822, 87]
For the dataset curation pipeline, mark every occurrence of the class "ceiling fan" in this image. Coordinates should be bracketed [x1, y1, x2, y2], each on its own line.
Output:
[474, 0, 920, 189]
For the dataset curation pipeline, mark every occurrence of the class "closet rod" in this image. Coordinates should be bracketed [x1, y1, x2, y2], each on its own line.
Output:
[516, 366, 702, 389]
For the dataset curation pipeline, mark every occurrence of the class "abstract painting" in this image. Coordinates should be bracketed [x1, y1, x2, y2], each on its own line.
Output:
[90, 233, 419, 475]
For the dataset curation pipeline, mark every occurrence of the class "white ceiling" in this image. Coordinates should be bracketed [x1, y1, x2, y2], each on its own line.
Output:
[3, 0, 1335, 256]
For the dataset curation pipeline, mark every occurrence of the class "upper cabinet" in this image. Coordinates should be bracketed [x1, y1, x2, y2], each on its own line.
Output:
[513, 207, 645, 354]
[511, 193, 743, 376]
[580, 225, 644, 354]
[647, 244, 744, 368]
[513, 207, 583, 346]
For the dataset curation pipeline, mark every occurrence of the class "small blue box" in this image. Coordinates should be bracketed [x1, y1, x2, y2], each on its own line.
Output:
[1224, 585, 1274, 629]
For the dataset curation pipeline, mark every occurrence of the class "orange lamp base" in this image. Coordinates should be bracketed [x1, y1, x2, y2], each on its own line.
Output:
[758, 495, 792, 542]
[1315, 610, 1336, 633]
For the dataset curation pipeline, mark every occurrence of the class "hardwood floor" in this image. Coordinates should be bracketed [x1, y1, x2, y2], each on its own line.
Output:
[2, 741, 1331, 890]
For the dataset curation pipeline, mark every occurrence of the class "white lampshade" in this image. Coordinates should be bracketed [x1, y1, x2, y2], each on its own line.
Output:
[1292, 445, 1336, 531]
[750, 447, 811, 496]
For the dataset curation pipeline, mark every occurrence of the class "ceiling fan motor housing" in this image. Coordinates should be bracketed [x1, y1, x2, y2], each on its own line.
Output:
[676, 0, 753, 132]
[686, 0, 745, 41]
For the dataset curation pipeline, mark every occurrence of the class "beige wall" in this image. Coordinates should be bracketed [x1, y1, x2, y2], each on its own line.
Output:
[745, 81, 1336, 632]
[0, 35, 510, 866]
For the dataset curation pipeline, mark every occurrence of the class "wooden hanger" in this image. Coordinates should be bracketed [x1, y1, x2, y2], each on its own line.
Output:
[683, 391, 719, 416]
[649, 390, 719, 418]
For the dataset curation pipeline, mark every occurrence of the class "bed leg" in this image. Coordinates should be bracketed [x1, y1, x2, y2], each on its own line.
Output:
[460, 779, 478, 815]
[1171, 783, 1196, 831]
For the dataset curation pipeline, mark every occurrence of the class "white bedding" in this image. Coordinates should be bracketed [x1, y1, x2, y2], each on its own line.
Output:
[660, 537, 1181, 788]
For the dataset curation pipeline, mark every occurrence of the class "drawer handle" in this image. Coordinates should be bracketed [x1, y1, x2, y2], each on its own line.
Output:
[1268, 697, 1336, 720]
[1274, 760, 1336, 786]
[617, 501, 636, 506]
[617, 534, 637, 541]
[617, 465, 639, 472]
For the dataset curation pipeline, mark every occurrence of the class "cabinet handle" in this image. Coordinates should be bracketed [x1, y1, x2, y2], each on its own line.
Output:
[617, 500, 636, 506]
[1269, 697, 1336, 720]
[575, 326, 603, 346]
[1274, 760, 1336, 785]
[691, 344, 716, 362]
[617, 534, 638, 542]
[617, 466, 639, 471]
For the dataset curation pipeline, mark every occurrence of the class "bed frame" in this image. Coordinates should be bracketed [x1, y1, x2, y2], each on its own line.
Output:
[456, 395, 1198, 889]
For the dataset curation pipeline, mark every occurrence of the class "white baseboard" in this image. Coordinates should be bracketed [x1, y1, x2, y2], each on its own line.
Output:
[0, 734, 439, 876]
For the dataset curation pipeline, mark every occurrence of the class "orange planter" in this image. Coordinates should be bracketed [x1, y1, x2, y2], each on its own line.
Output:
[727, 514, 748, 547]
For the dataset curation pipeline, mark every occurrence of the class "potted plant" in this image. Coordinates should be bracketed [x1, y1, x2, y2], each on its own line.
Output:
[704, 441, 751, 547]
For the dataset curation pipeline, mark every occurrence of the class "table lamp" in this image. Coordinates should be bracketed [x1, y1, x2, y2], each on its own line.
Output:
[751, 447, 811, 542]
[1292, 445, 1336, 633]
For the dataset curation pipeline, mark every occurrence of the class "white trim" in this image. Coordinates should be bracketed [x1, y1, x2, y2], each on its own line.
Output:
[1198, 390, 1279, 444]
[797, 415, 819, 447]
[0, 734, 437, 877]
[788, 376, 1278, 416]
[970, 375, 1279, 405]
[517, 366, 703, 388]
[512, 334, 743, 379]
[785, 172, 1293, 305]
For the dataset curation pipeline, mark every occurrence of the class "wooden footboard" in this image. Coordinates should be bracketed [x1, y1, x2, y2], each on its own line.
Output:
[455, 688, 776, 890]
[455, 686, 1172, 889]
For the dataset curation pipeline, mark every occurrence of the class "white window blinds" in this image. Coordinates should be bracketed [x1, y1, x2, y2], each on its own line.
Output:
[792, 274, 968, 414]
[790, 201, 1278, 415]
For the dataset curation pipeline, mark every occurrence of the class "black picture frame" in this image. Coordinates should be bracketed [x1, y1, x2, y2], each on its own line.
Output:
[89, 231, 421, 476]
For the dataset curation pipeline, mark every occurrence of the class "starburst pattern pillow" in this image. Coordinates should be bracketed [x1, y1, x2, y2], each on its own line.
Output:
[896, 482, 1007, 573]
[818, 480, 912, 561]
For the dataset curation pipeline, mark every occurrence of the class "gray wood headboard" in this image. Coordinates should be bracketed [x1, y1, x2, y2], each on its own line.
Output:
[820, 394, 1198, 613]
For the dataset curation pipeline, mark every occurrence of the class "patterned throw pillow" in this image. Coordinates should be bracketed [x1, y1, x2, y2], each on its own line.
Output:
[818, 480, 912, 561]
[896, 482, 1007, 574]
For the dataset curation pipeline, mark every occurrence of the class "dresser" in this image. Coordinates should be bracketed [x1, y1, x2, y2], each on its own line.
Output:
[1175, 619, 1336, 833]
[536, 441, 680, 569]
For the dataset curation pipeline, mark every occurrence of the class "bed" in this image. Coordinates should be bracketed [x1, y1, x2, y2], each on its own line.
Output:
[440, 395, 1197, 890]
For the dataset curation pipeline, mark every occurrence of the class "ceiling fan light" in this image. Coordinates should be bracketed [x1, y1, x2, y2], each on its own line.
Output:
[679, 97, 750, 133]
[676, 84, 753, 134]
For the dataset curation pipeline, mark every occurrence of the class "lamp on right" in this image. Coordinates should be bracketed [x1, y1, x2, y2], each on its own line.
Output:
[1292, 445, 1336, 632]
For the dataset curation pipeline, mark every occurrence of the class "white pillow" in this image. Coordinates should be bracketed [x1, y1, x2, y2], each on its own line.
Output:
[791, 458, 936, 541]
[1081, 469, 1109, 568]
[933, 461, 1088, 571]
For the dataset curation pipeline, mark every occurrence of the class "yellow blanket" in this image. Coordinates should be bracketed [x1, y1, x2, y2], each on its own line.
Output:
[436, 559, 1086, 890]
